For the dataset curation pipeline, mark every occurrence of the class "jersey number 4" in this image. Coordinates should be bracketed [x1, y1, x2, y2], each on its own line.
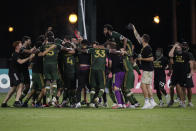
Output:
[67, 57, 73, 65]
[94, 50, 105, 58]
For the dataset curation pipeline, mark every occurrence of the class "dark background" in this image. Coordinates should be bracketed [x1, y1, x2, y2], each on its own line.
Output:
[0, 0, 194, 59]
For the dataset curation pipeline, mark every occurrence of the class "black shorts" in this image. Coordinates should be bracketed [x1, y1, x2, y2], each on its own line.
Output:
[154, 77, 166, 90]
[184, 76, 194, 88]
[169, 73, 187, 87]
[9, 72, 23, 87]
[22, 68, 30, 85]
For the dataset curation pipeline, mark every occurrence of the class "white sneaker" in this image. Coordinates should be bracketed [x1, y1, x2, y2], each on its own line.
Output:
[134, 103, 140, 107]
[128, 105, 136, 109]
[89, 103, 95, 108]
[174, 97, 180, 103]
[150, 99, 158, 108]
[159, 101, 164, 107]
[98, 102, 103, 107]
[178, 101, 186, 108]
[165, 94, 170, 104]
[75, 102, 81, 108]
[188, 102, 194, 107]
[142, 102, 152, 109]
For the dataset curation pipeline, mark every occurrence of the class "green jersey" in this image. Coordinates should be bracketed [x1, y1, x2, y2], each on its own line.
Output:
[41, 43, 61, 65]
[63, 53, 76, 74]
[87, 48, 109, 70]
[108, 31, 133, 55]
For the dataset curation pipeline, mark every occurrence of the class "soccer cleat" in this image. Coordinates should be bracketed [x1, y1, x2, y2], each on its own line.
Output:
[98, 102, 103, 107]
[103, 103, 108, 108]
[1, 103, 9, 107]
[125, 103, 131, 108]
[187, 102, 194, 107]
[70, 104, 76, 108]
[21, 102, 28, 108]
[167, 100, 174, 107]
[122, 104, 127, 108]
[112, 104, 123, 109]
[159, 101, 164, 107]
[142, 102, 152, 109]
[174, 97, 180, 103]
[128, 105, 136, 109]
[178, 102, 186, 108]
[89, 103, 95, 108]
[13, 101, 22, 108]
[81, 100, 87, 105]
[35, 103, 42, 108]
[165, 94, 170, 104]
[134, 102, 140, 107]
[42, 104, 50, 108]
[75, 102, 81, 108]
[111, 103, 117, 107]
[60, 100, 68, 108]
[150, 99, 158, 108]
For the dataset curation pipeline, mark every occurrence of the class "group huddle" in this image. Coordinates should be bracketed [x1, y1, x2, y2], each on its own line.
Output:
[1, 24, 195, 109]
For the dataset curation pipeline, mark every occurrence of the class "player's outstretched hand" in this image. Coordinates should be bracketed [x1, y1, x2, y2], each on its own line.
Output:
[127, 23, 134, 30]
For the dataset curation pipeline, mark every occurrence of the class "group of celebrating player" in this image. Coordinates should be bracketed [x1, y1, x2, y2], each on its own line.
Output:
[1, 23, 195, 109]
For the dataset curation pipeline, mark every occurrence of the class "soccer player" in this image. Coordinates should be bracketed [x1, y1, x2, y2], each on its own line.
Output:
[86, 43, 109, 107]
[22, 39, 45, 107]
[168, 43, 194, 108]
[39, 31, 71, 106]
[153, 48, 170, 107]
[61, 40, 76, 107]
[182, 43, 195, 107]
[109, 45, 126, 108]
[1, 41, 35, 107]
[104, 24, 139, 107]
[105, 43, 117, 107]
[132, 24, 157, 109]
[75, 39, 91, 108]
[19, 36, 36, 103]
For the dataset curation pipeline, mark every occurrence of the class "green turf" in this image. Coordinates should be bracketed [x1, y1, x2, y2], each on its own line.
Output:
[0, 93, 196, 131]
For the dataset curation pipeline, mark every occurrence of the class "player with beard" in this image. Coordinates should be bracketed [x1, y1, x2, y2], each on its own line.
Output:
[131, 24, 157, 109]
[104, 24, 139, 107]
[168, 43, 194, 108]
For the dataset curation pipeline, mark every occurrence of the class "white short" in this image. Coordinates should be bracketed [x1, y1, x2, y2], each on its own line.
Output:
[141, 71, 153, 85]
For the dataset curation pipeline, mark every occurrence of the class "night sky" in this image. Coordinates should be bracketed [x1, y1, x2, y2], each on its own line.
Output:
[0, 0, 194, 58]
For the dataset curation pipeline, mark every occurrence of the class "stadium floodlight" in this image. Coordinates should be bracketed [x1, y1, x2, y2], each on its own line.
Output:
[153, 16, 160, 24]
[69, 13, 78, 24]
[8, 26, 14, 32]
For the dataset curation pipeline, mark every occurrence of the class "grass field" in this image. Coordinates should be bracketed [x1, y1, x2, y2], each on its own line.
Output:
[0, 93, 196, 131]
